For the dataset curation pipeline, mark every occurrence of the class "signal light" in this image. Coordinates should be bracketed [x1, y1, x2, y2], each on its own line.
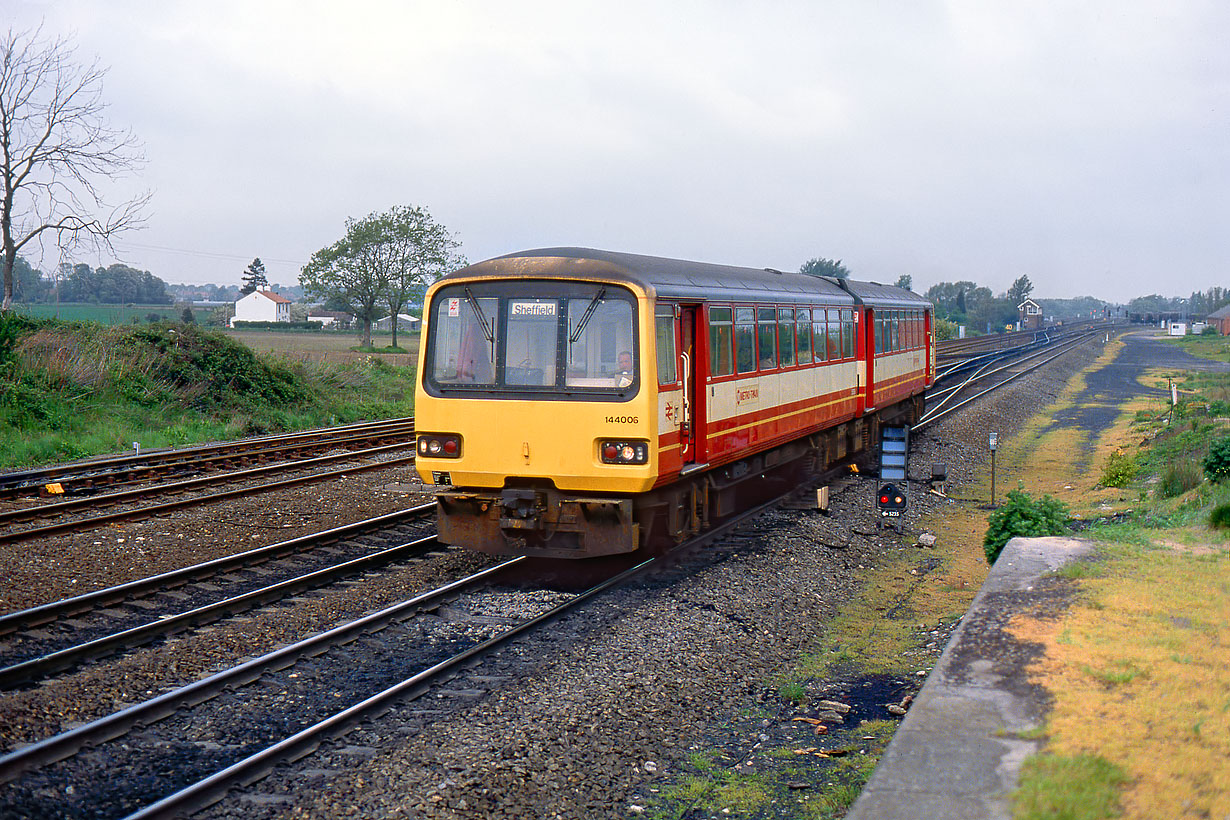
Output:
[600, 440, 648, 465]
[876, 483, 906, 516]
[417, 433, 461, 459]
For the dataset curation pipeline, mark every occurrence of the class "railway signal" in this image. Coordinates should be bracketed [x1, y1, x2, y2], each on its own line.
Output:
[877, 425, 909, 518]
[877, 483, 907, 516]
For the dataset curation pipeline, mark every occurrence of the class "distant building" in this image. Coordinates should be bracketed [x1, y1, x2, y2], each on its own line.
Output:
[232, 287, 292, 326]
[307, 308, 352, 329]
[375, 313, 421, 331]
[1017, 297, 1043, 330]
[1207, 305, 1230, 336]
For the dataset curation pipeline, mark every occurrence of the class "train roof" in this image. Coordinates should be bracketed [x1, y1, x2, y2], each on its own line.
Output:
[833, 277, 932, 309]
[444, 248, 929, 309]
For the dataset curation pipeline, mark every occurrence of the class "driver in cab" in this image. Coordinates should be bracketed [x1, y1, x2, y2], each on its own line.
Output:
[615, 350, 634, 387]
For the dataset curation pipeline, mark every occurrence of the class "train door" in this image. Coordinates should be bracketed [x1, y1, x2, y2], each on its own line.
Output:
[864, 306, 877, 410]
[925, 309, 935, 385]
[679, 305, 706, 469]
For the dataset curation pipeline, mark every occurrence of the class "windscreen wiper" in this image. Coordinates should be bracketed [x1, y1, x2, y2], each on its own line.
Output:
[569, 287, 607, 343]
[463, 287, 494, 343]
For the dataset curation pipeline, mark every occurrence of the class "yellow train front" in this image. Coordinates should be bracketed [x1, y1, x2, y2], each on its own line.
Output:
[415, 248, 934, 559]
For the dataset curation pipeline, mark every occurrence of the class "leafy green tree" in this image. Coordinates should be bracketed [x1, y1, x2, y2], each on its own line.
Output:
[926, 281, 999, 328]
[11, 255, 51, 302]
[301, 222, 387, 347]
[799, 257, 850, 279]
[373, 205, 464, 350]
[1007, 275, 1034, 306]
[240, 258, 268, 295]
[1, 27, 149, 313]
[302, 206, 462, 348]
[894, 274, 912, 291]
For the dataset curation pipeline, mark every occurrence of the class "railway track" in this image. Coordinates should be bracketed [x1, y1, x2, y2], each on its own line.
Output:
[0, 504, 440, 689]
[0, 418, 416, 500]
[918, 328, 1104, 431]
[0, 488, 788, 819]
[0, 444, 420, 546]
[933, 319, 1101, 360]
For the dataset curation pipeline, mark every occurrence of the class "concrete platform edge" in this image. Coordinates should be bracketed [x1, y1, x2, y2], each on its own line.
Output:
[844, 535, 1094, 820]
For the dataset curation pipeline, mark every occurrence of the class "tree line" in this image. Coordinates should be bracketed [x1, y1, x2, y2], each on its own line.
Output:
[1126, 288, 1230, 318]
[7, 260, 171, 304]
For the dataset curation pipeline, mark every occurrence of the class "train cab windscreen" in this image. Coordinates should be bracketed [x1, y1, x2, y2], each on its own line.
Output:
[424, 281, 638, 398]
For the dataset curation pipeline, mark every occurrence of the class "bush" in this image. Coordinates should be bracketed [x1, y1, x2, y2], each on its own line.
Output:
[1100, 450, 1137, 488]
[1210, 504, 1230, 529]
[1158, 460, 1204, 498]
[1202, 436, 1230, 483]
[984, 489, 1070, 564]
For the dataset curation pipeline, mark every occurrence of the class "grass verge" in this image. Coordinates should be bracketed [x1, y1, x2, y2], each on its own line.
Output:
[0, 314, 417, 468]
[639, 505, 991, 819]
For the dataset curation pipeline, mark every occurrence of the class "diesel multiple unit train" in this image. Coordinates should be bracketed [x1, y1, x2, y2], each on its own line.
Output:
[414, 248, 934, 558]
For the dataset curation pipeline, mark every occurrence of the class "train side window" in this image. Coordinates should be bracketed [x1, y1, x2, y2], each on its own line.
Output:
[796, 309, 813, 364]
[813, 315, 827, 362]
[842, 309, 854, 359]
[827, 308, 841, 361]
[655, 306, 677, 385]
[735, 307, 756, 373]
[892, 311, 900, 352]
[709, 306, 734, 377]
[757, 307, 777, 370]
[777, 308, 795, 367]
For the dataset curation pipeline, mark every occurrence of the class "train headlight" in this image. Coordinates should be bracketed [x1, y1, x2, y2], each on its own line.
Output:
[417, 433, 462, 459]
[600, 440, 648, 465]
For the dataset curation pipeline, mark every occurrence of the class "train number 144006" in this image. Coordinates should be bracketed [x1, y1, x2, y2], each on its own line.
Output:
[605, 415, 638, 424]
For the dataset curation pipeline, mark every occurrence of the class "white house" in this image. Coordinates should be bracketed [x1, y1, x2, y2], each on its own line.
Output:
[231, 287, 292, 326]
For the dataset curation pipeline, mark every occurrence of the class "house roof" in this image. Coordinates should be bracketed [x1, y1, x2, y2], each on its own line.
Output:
[255, 290, 292, 304]
[1207, 304, 1230, 319]
[1017, 297, 1041, 309]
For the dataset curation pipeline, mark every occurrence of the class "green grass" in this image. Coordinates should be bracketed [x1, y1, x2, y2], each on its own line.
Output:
[0, 313, 417, 468]
[1014, 754, 1128, 819]
[1164, 334, 1230, 365]
[14, 302, 209, 325]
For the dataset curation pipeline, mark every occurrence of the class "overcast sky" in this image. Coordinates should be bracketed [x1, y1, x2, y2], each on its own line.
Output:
[7, 0, 1228, 300]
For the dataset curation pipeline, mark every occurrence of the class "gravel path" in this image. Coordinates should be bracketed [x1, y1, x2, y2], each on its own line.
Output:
[0, 337, 1107, 819]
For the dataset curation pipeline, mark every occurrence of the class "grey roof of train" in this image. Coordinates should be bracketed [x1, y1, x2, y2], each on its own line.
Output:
[445, 247, 929, 308]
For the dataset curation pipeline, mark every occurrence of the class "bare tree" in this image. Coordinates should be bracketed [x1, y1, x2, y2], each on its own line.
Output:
[1, 26, 149, 312]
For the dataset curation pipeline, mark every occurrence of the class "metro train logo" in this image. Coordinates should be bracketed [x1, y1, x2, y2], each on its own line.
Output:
[736, 387, 759, 405]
